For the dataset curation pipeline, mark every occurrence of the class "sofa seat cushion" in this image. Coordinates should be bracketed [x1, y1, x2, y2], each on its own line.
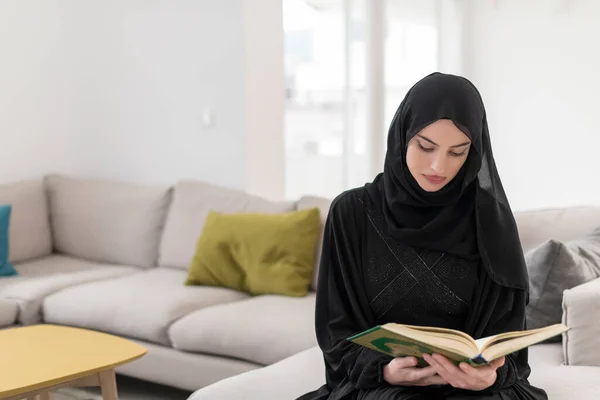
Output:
[528, 343, 566, 368]
[169, 293, 317, 365]
[0, 299, 17, 327]
[0, 255, 138, 324]
[43, 268, 249, 345]
[528, 343, 600, 398]
[190, 344, 600, 400]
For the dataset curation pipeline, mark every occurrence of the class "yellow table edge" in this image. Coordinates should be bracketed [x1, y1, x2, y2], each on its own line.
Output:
[0, 324, 148, 398]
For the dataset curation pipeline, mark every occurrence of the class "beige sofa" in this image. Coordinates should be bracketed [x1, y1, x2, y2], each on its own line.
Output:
[2, 175, 600, 399]
[0, 174, 329, 391]
[189, 206, 600, 399]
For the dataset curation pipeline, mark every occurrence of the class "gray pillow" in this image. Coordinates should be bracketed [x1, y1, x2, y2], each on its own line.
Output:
[525, 229, 600, 339]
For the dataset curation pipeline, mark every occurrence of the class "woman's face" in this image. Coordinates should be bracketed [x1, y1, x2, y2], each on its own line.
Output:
[406, 119, 471, 192]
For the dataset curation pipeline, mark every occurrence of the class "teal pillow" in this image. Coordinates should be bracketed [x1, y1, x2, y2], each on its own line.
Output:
[0, 205, 17, 277]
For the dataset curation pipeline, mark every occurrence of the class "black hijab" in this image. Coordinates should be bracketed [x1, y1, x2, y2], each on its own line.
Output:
[365, 72, 528, 291]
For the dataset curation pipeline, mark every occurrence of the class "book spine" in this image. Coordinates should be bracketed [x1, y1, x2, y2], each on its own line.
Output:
[470, 355, 488, 365]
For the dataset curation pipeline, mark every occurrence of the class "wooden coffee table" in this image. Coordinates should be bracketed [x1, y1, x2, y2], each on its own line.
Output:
[0, 324, 147, 400]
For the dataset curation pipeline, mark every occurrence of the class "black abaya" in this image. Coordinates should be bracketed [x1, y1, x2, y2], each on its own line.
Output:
[298, 73, 547, 400]
[298, 188, 547, 400]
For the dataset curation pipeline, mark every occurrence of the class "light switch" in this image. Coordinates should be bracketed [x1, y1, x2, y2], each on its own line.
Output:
[201, 108, 215, 128]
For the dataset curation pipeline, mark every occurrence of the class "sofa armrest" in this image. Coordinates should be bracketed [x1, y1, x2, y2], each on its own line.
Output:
[188, 346, 324, 400]
[562, 277, 600, 366]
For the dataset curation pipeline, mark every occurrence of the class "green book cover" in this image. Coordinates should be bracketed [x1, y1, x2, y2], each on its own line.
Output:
[347, 325, 484, 368]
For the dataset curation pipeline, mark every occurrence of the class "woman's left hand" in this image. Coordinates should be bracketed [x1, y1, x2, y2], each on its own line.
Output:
[422, 353, 504, 391]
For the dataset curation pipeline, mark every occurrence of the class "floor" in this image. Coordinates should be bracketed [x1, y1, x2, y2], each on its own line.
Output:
[53, 375, 193, 400]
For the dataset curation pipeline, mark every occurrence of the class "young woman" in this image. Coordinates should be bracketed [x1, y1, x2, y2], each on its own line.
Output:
[299, 73, 546, 399]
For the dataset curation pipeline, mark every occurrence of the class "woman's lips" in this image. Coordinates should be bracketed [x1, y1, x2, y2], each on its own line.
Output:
[423, 174, 446, 184]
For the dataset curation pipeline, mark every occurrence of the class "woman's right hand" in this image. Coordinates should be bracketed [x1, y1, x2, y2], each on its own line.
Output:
[383, 356, 448, 386]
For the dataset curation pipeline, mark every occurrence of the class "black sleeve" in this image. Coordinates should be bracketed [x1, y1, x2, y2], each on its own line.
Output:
[314, 195, 393, 390]
[480, 288, 531, 393]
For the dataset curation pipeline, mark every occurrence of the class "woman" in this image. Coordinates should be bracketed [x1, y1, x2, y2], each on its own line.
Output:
[299, 73, 547, 399]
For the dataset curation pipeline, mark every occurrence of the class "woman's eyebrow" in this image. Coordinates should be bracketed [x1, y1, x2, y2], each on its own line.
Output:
[450, 141, 471, 148]
[416, 134, 438, 146]
[416, 134, 471, 148]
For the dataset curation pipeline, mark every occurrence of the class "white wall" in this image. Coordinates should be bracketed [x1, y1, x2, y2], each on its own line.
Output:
[243, 0, 285, 200]
[0, 1, 82, 182]
[5, 0, 599, 208]
[436, 0, 464, 75]
[0, 0, 284, 199]
[462, 0, 600, 211]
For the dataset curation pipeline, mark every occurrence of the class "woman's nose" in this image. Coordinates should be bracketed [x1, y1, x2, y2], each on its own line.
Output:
[430, 154, 446, 174]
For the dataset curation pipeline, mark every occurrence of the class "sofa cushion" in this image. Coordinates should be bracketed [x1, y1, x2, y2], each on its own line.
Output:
[528, 343, 600, 399]
[169, 293, 317, 365]
[0, 255, 138, 324]
[0, 180, 52, 263]
[45, 174, 172, 268]
[514, 206, 600, 253]
[562, 277, 600, 367]
[159, 180, 295, 270]
[0, 205, 16, 277]
[525, 231, 600, 333]
[0, 299, 17, 327]
[43, 268, 249, 345]
[186, 208, 321, 297]
[296, 196, 331, 291]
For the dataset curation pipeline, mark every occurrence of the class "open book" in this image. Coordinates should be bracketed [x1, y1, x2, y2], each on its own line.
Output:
[348, 323, 569, 367]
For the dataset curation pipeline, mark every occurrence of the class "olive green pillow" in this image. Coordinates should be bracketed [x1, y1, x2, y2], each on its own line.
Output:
[185, 207, 321, 297]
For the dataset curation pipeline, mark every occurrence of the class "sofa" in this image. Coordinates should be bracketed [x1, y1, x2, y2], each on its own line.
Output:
[189, 205, 600, 399]
[0, 174, 329, 392]
[2, 175, 600, 399]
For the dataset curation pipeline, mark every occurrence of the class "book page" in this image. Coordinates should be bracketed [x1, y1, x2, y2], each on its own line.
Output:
[474, 336, 495, 352]
[386, 323, 476, 344]
[384, 323, 478, 349]
[479, 324, 568, 353]
[381, 324, 479, 359]
[481, 324, 569, 362]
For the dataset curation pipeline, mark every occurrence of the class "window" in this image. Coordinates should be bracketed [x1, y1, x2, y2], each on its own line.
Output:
[283, 0, 439, 200]
[384, 0, 438, 136]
